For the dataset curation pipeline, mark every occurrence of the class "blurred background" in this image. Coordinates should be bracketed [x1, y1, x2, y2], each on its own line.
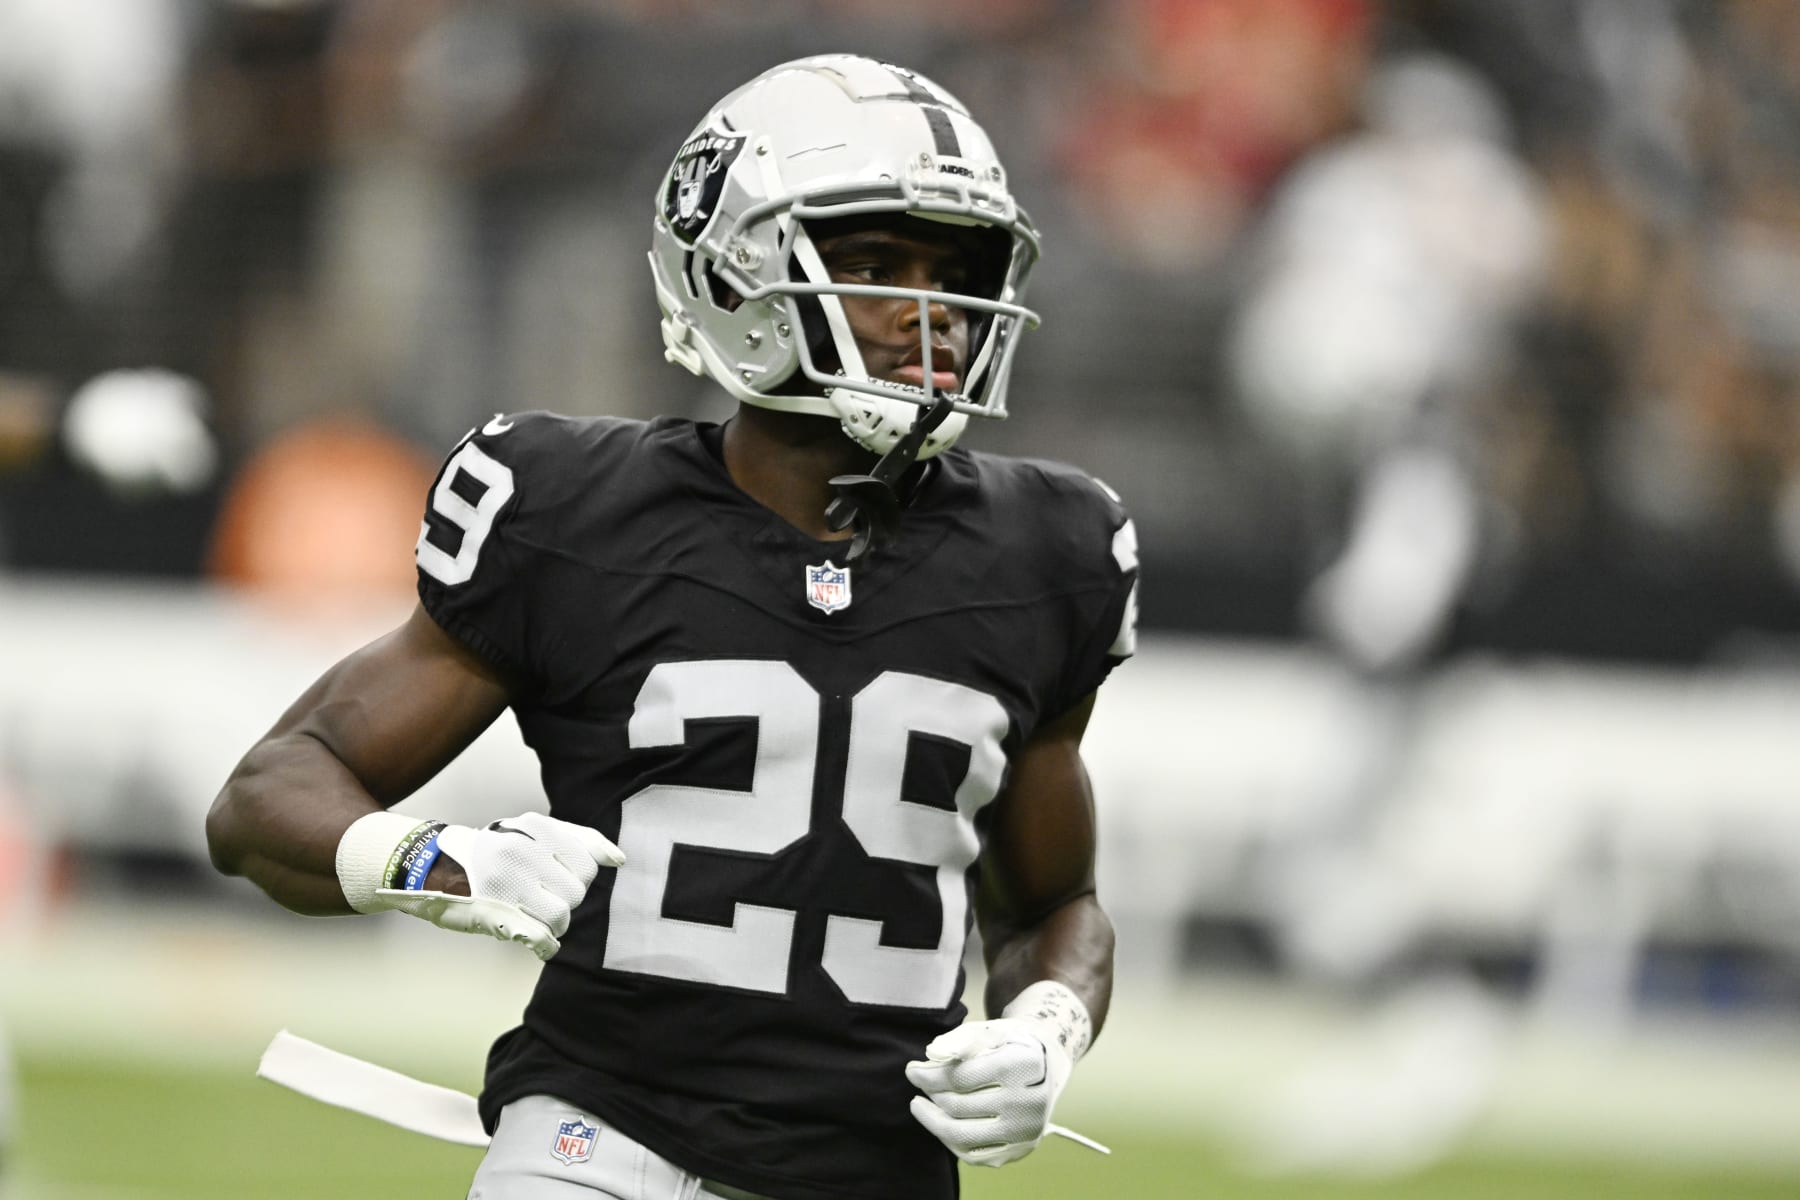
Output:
[4, 0, 1800, 1196]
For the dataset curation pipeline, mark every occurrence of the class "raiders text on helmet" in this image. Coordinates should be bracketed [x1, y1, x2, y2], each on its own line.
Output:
[650, 54, 1041, 458]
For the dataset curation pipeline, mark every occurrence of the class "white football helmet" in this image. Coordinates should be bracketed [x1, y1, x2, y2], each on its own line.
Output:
[650, 54, 1041, 458]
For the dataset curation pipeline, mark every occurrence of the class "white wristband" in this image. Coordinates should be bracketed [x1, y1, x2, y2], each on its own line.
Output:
[336, 811, 436, 913]
[1002, 980, 1093, 1063]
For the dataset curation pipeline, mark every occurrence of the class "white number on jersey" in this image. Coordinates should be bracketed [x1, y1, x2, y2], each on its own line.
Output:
[605, 660, 816, 994]
[825, 673, 1007, 1007]
[416, 440, 515, 586]
[605, 660, 1008, 1009]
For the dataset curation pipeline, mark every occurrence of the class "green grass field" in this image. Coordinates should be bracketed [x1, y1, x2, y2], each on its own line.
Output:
[9, 909, 1800, 1199]
[12, 1057, 1800, 1200]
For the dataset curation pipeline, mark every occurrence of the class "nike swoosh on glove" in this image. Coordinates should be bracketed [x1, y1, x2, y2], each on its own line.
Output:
[906, 1017, 1073, 1167]
[370, 813, 623, 961]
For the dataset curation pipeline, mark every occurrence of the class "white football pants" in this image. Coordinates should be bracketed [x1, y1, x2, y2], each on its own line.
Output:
[467, 1095, 774, 1200]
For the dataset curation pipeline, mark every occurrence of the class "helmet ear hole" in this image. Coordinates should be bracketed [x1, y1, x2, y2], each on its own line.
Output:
[792, 293, 830, 359]
[705, 264, 744, 312]
[683, 250, 743, 311]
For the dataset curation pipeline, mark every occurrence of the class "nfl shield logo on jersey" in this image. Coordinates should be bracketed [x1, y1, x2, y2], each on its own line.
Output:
[550, 1115, 598, 1165]
[805, 560, 852, 614]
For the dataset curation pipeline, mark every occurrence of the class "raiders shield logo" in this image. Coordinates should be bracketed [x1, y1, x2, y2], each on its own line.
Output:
[663, 129, 745, 244]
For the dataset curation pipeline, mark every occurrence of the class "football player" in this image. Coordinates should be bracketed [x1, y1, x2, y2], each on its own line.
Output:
[207, 54, 1138, 1200]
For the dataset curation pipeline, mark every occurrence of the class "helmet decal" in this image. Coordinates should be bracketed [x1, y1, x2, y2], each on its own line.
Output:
[663, 128, 746, 245]
[876, 61, 963, 157]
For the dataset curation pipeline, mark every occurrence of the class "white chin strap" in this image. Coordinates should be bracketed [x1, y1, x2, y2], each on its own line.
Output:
[828, 386, 969, 459]
[787, 228, 970, 459]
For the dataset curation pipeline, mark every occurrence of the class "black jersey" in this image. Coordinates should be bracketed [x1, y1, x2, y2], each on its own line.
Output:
[415, 413, 1137, 1200]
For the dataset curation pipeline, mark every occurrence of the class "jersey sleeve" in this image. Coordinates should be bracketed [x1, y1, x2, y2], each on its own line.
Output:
[1049, 477, 1140, 717]
[415, 412, 567, 684]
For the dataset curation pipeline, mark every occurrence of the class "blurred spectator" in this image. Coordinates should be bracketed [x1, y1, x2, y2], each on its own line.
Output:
[1231, 51, 1548, 671]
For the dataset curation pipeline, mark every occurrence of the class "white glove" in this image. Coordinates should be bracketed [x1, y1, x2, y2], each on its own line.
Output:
[337, 811, 624, 961]
[906, 980, 1092, 1167]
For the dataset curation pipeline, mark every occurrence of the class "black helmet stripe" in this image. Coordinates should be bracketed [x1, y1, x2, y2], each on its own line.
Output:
[881, 64, 962, 158]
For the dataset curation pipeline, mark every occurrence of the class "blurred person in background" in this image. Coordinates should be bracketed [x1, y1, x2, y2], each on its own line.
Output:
[1232, 48, 1549, 674]
[208, 54, 1136, 1200]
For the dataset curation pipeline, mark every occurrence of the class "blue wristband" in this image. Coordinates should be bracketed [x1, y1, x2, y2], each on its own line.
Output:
[396, 826, 446, 891]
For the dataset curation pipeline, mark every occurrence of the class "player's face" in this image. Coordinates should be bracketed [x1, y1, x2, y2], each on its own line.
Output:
[812, 222, 974, 394]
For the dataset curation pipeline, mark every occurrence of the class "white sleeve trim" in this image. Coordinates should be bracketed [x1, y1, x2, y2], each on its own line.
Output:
[1110, 579, 1139, 659]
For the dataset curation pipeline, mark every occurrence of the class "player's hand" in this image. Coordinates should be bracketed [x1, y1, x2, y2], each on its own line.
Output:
[905, 1017, 1073, 1167]
[374, 813, 624, 961]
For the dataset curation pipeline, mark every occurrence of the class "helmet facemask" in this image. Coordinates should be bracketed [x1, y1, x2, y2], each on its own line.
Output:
[773, 210, 1020, 455]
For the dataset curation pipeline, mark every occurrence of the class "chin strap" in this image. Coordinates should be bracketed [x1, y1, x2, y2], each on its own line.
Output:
[825, 396, 956, 567]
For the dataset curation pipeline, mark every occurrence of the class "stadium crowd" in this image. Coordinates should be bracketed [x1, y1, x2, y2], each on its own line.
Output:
[0, 0, 1797, 667]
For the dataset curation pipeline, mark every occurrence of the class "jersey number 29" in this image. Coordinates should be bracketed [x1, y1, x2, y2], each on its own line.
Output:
[604, 660, 1008, 1011]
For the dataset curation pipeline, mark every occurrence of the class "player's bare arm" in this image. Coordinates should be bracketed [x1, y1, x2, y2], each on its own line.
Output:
[207, 604, 622, 958]
[906, 690, 1115, 1167]
[205, 604, 510, 913]
[976, 690, 1113, 1030]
